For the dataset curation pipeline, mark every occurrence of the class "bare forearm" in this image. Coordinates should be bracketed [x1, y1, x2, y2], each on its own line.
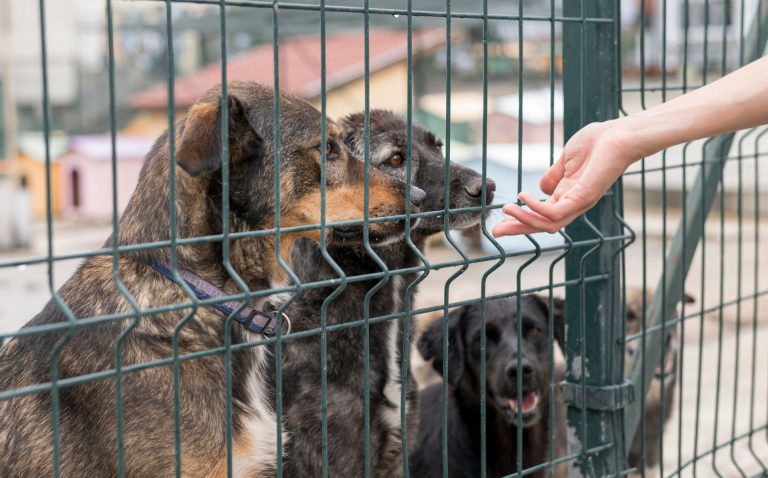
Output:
[615, 56, 768, 160]
[493, 56, 768, 238]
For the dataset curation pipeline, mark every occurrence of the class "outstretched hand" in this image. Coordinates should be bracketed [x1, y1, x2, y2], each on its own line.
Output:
[492, 120, 642, 237]
[491, 56, 768, 237]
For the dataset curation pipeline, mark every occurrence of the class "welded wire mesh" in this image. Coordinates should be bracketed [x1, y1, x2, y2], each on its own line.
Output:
[620, 0, 768, 477]
[0, 0, 765, 477]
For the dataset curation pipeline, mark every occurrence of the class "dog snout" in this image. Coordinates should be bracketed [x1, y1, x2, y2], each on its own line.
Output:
[410, 186, 426, 208]
[485, 179, 496, 203]
[464, 178, 496, 204]
[505, 358, 535, 384]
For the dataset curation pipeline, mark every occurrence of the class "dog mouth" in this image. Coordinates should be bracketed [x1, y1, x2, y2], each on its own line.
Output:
[329, 218, 420, 245]
[450, 210, 487, 230]
[626, 333, 677, 382]
[654, 336, 677, 381]
[415, 207, 486, 235]
[497, 390, 540, 426]
[331, 226, 362, 240]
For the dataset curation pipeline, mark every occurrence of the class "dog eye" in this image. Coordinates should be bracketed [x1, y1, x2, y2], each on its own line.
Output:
[387, 153, 404, 167]
[485, 326, 500, 343]
[526, 327, 541, 338]
[321, 142, 339, 161]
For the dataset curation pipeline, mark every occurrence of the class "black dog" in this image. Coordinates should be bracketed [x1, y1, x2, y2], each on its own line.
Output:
[282, 110, 494, 477]
[412, 295, 567, 478]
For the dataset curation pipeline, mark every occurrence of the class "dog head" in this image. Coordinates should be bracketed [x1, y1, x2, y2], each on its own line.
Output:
[340, 110, 495, 236]
[174, 82, 422, 248]
[418, 295, 564, 428]
[624, 288, 691, 383]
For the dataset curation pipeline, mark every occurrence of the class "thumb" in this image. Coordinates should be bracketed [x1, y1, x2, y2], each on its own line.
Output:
[540, 156, 566, 195]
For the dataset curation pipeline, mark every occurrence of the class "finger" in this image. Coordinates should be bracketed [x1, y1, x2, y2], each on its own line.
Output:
[518, 190, 585, 224]
[504, 204, 563, 234]
[501, 202, 524, 215]
[540, 156, 566, 195]
[492, 218, 542, 237]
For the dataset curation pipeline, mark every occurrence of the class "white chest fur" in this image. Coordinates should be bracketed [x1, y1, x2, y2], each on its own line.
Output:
[230, 292, 290, 476]
[381, 274, 406, 433]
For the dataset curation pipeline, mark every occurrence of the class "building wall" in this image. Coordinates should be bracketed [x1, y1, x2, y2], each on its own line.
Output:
[122, 111, 185, 139]
[312, 63, 409, 119]
[123, 62, 410, 138]
[2, 0, 79, 107]
[60, 154, 144, 221]
[16, 154, 62, 219]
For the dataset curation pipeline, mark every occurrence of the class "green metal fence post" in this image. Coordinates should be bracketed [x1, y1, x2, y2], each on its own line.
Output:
[562, 0, 627, 475]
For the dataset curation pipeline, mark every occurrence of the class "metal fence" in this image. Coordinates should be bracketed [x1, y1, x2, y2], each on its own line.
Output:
[0, 0, 767, 477]
[617, 0, 768, 476]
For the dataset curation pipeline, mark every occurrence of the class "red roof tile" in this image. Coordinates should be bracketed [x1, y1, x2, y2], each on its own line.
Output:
[131, 28, 445, 110]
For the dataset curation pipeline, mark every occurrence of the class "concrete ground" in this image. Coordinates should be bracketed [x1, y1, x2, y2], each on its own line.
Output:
[0, 212, 766, 476]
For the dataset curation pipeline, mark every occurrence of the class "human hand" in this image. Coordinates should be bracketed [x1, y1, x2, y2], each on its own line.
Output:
[492, 120, 643, 237]
[492, 56, 768, 238]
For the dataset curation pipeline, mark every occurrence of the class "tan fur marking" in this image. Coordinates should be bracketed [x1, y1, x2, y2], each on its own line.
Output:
[206, 435, 262, 478]
[282, 183, 402, 230]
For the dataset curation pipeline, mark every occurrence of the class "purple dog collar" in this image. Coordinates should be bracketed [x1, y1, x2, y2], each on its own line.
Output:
[145, 260, 289, 337]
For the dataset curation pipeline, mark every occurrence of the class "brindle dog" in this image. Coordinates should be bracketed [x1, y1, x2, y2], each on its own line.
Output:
[282, 110, 494, 477]
[0, 82, 420, 477]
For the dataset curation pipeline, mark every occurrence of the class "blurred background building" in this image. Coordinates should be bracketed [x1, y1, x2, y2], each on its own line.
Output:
[0, 0, 764, 250]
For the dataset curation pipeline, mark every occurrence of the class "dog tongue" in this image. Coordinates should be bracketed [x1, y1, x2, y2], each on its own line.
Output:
[509, 392, 538, 414]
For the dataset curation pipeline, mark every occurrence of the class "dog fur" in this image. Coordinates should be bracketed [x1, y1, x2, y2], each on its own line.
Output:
[281, 110, 494, 477]
[412, 295, 567, 478]
[625, 288, 691, 470]
[0, 82, 415, 477]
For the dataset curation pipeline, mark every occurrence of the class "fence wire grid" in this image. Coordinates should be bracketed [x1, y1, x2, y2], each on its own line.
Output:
[0, 0, 766, 477]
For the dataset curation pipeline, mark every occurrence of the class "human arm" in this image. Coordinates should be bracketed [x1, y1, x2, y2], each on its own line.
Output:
[492, 55, 768, 237]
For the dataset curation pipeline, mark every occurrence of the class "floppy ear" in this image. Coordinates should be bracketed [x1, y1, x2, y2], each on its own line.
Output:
[417, 307, 466, 386]
[525, 294, 566, 352]
[175, 94, 262, 177]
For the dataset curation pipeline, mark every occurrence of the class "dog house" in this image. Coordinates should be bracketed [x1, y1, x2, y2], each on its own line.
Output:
[59, 135, 153, 221]
[10, 132, 70, 219]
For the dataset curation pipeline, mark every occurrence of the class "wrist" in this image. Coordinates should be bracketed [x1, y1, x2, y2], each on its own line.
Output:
[603, 116, 655, 167]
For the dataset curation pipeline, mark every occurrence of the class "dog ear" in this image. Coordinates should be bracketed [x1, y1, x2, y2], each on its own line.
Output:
[525, 294, 566, 352]
[417, 307, 466, 386]
[175, 94, 262, 177]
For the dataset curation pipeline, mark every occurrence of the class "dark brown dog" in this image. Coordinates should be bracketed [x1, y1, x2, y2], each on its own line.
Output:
[412, 295, 567, 478]
[281, 110, 493, 478]
[0, 81, 420, 477]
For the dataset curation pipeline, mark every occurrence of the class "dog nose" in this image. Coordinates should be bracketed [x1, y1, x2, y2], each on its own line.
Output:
[506, 359, 534, 382]
[485, 179, 496, 203]
[410, 186, 426, 208]
[464, 178, 496, 204]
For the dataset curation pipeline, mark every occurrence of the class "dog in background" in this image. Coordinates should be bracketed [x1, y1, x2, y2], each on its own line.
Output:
[625, 288, 692, 470]
[0, 82, 418, 477]
[412, 295, 568, 478]
[282, 110, 494, 477]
